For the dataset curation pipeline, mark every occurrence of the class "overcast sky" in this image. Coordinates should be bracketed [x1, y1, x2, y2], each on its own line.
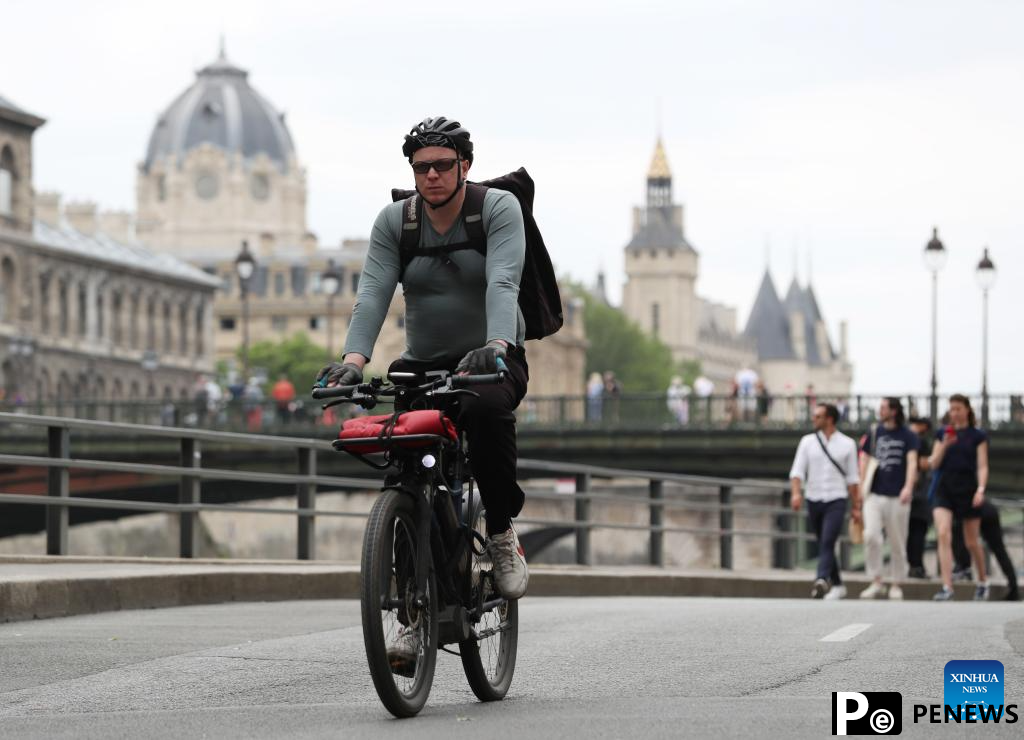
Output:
[4, 0, 1021, 395]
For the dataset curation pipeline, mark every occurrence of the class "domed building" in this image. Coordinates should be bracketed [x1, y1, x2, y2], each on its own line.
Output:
[136, 45, 308, 256]
[128, 47, 586, 403]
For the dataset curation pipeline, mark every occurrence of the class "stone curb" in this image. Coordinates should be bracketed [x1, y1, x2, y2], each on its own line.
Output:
[0, 561, 1008, 624]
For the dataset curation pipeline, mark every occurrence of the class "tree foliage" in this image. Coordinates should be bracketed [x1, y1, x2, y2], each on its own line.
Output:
[581, 293, 700, 392]
[240, 332, 329, 390]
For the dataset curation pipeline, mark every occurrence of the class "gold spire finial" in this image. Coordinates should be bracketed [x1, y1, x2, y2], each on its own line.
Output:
[647, 138, 671, 180]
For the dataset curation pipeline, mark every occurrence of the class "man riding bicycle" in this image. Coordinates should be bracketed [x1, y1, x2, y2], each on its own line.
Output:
[316, 117, 530, 604]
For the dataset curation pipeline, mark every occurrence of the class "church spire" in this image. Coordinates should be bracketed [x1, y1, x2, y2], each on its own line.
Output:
[646, 137, 672, 208]
[647, 138, 672, 180]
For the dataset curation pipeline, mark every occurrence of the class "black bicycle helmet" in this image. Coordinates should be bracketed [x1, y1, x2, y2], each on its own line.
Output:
[402, 116, 474, 164]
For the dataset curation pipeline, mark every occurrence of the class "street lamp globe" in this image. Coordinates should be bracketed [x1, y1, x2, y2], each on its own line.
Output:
[235, 240, 256, 282]
[321, 259, 342, 297]
[975, 247, 997, 291]
[923, 227, 947, 273]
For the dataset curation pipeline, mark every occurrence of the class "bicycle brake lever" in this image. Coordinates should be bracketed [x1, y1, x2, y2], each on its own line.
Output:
[437, 388, 480, 399]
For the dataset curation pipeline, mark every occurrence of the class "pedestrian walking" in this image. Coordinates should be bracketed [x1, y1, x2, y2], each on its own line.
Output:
[929, 394, 990, 601]
[586, 372, 603, 422]
[602, 371, 622, 423]
[756, 380, 772, 424]
[906, 416, 933, 577]
[271, 374, 296, 425]
[952, 500, 1019, 601]
[858, 398, 919, 600]
[666, 375, 690, 426]
[789, 403, 862, 599]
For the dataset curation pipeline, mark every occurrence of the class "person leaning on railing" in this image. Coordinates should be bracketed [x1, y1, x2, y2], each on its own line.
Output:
[789, 402, 862, 600]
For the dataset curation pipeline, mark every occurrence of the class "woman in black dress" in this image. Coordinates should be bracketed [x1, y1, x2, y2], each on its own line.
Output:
[929, 394, 990, 600]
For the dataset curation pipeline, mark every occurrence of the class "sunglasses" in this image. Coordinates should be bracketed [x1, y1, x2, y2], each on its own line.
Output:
[410, 158, 459, 175]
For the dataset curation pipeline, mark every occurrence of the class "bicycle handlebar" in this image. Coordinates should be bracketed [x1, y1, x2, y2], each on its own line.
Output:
[311, 383, 362, 400]
[310, 366, 505, 402]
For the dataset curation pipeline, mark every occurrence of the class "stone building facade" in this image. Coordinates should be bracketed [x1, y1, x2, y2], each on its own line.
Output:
[743, 270, 852, 395]
[621, 140, 758, 388]
[621, 139, 853, 395]
[135, 48, 586, 396]
[135, 49, 307, 257]
[0, 95, 219, 405]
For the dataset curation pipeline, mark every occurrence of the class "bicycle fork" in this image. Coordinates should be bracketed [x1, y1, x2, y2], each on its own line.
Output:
[412, 482, 434, 614]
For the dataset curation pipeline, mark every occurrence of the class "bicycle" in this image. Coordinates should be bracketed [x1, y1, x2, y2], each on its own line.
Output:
[312, 365, 519, 717]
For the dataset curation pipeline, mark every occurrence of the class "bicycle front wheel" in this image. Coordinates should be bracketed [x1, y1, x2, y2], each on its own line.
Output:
[459, 505, 519, 701]
[361, 488, 438, 717]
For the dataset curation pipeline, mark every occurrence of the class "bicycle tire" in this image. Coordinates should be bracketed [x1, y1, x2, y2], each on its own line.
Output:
[361, 488, 438, 717]
[459, 505, 518, 701]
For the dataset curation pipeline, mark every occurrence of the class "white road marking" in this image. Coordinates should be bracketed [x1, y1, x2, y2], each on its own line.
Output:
[820, 623, 873, 642]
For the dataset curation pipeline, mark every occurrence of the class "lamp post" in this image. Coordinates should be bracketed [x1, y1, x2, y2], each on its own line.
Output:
[923, 227, 947, 426]
[975, 247, 997, 426]
[321, 259, 342, 360]
[235, 241, 256, 378]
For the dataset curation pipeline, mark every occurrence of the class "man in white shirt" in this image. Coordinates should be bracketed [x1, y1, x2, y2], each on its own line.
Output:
[790, 403, 862, 599]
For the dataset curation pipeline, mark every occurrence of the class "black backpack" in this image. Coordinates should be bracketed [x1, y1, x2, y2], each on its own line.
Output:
[390, 168, 563, 341]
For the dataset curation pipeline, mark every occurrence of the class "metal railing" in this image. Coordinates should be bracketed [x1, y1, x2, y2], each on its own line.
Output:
[1, 412, 1021, 572]
[2, 392, 1022, 432]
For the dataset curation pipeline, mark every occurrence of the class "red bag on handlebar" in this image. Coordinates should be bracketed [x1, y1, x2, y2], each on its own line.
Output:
[337, 410, 457, 453]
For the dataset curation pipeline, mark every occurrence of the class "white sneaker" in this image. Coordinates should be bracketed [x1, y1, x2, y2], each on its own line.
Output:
[386, 625, 420, 678]
[888, 584, 904, 601]
[824, 585, 847, 600]
[487, 526, 529, 599]
[859, 582, 887, 599]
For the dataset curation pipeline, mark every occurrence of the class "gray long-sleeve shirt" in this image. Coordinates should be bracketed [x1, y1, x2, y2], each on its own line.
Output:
[343, 188, 526, 364]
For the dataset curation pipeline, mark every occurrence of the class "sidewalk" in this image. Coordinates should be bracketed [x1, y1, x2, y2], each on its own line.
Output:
[0, 555, 1006, 623]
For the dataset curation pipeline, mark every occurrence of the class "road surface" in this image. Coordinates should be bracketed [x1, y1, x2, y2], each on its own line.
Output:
[2, 597, 1023, 738]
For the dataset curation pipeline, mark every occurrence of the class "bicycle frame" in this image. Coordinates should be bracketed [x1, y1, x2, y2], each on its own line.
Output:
[314, 369, 506, 643]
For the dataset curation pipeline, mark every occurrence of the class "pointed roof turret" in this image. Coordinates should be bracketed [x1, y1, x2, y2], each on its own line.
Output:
[647, 138, 672, 180]
[744, 270, 796, 360]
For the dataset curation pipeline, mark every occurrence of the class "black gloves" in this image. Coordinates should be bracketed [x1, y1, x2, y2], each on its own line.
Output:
[315, 361, 363, 388]
[455, 341, 507, 375]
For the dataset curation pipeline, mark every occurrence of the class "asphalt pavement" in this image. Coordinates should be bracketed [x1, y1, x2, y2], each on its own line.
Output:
[2, 597, 1023, 739]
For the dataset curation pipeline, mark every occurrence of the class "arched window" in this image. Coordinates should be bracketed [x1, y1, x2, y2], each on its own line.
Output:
[112, 291, 123, 345]
[38, 274, 51, 334]
[0, 256, 16, 322]
[58, 280, 70, 336]
[146, 297, 156, 350]
[162, 301, 172, 353]
[77, 283, 87, 337]
[178, 303, 189, 356]
[0, 146, 15, 218]
[195, 303, 205, 355]
[129, 293, 140, 348]
[96, 290, 104, 339]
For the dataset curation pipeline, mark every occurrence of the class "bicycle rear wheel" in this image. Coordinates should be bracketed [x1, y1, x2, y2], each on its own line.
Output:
[361, 488, 438, 717]
[459, 505, 518, 701]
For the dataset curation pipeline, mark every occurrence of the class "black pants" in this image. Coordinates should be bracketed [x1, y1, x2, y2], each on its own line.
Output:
[953, 502, 1017, 589]
[388, 346, 529, 536]
[808, 499, 846, 585]
[907, 516, 929, 569]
